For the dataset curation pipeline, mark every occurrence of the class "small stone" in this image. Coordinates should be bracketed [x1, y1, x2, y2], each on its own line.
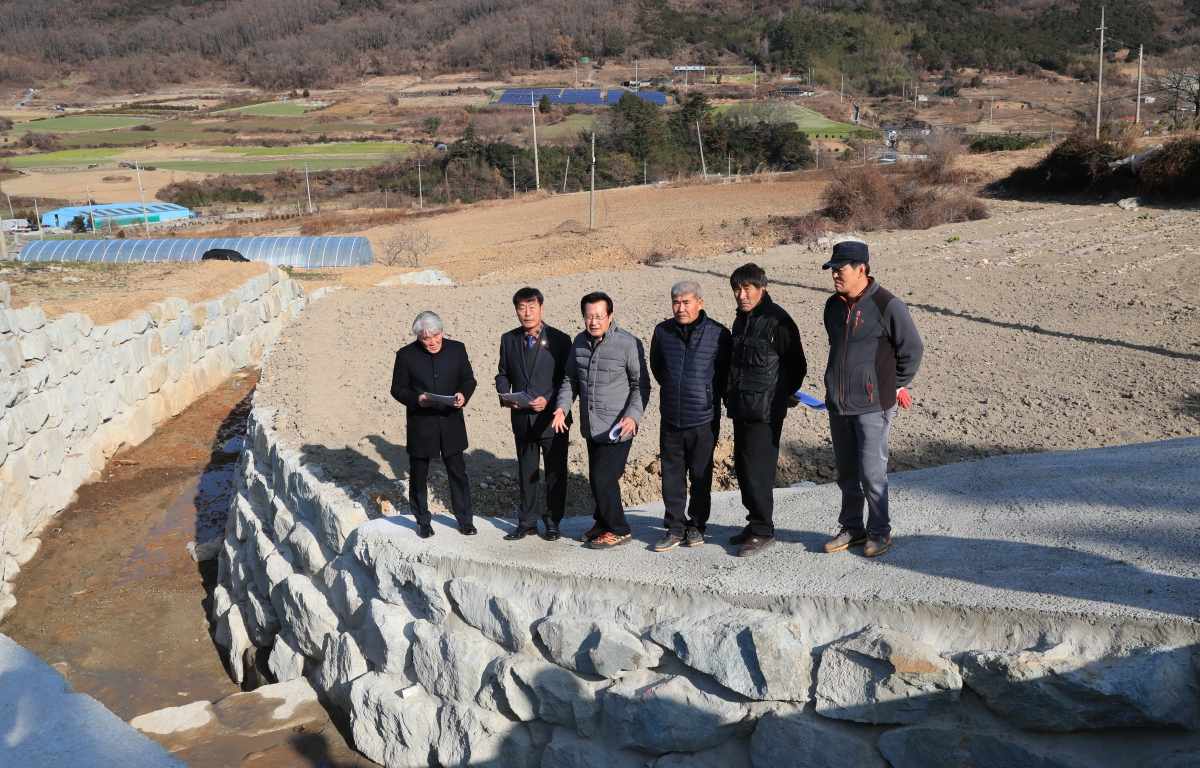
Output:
[268, 632, 306, 683]
[129, 700, 215, 735]
[539, 615, 662, 678]
[877, 726, 1077, 768]
[815, 627, 961, 724]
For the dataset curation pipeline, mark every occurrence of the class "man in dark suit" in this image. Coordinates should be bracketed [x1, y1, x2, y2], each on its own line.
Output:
[390, 311, 478, 538]
[495, 287, 574, 541]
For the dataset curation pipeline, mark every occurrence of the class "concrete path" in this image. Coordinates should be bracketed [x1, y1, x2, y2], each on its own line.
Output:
[365, 438, 1200, 626]
[0, 633, 185, 768]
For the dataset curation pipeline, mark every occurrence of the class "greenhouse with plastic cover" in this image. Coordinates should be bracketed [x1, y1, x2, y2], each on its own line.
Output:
[16, 237, 374, 268]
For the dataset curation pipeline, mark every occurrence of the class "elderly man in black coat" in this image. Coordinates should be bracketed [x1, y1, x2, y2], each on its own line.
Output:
[390, 311, 478, 538]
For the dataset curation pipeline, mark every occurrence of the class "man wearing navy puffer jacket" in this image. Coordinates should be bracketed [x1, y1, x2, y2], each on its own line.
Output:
[821, 241, 924, 558]
[649, 280, 732, 552]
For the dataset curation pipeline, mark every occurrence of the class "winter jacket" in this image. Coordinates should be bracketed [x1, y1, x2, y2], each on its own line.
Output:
[556, 324, 651, 442]
[823, 279, 923, 416]
[725, 292, 807, 424]
[390, 338, 478, 457]
[650, 312, 732, 430]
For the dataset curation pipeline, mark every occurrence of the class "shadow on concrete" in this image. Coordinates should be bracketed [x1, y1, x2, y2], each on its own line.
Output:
[657, 262, 1200, 363]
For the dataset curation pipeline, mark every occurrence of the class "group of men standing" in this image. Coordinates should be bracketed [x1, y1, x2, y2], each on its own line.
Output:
[389, 241, 924, 558]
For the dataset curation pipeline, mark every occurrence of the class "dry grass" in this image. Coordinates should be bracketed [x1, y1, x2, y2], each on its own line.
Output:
[995, 131, 1138, 197]
[1138, 133, 1200, 200]
[789, 164, 988, 240]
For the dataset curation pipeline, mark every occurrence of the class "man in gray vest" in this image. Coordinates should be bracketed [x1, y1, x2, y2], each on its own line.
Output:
[649, 280, 732, 552]
[724, 264, 808, 557]
[552, 292, 651, 550]
[821, 241, 923, 558]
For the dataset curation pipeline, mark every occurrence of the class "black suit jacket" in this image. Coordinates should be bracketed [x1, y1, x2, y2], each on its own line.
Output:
[390, 338, 477, 458]
[495, 324, 573, 439]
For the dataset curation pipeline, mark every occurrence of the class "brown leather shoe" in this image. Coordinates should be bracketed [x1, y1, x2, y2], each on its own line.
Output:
[736, 535, 776, 557]
[863, 533, 891, 557]
[824, 526, 868, 553]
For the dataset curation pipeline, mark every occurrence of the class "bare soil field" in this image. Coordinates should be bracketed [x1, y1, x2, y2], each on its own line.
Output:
[2, 260, 273, 325]
[258, 198, 1200, 521]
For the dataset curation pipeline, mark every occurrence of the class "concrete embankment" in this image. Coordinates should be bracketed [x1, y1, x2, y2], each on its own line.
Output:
[216, 337, 1200, 768]
[0, 272, 329, 620]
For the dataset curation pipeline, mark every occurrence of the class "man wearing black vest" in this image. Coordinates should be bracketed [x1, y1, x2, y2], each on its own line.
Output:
[821, 241, 923, 558]
[725, 263, 808, 557]
[649, 280, 732, 552]
[495, 287, 574, 541]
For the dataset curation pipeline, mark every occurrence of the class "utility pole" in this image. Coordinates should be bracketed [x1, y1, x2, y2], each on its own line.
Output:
[1095, 6, 1106, 139]
[33, 198, 42, 239]
[417, 161, 424, 210]
[589, 133, 595, 230]
[85, 185, 95, 234]
[990, 97, 994, 126]
[530, 95, 540, 191]
[384, 188, 388, 209]
[575, 61, 579, 89]
[634, 58, 639, 91]
[512, 156, 517, 195]
[304, 163, 313, 214]
[696, 121, 707, 178]
[1135, 44, 1144, 124]
[5, 192, 12, 220]
[753, 63, 756, 97]
[563, 156, 570, 193]
[727, 152, 731, 178]
[643, 158, 647, 185]
[840, 73, 844, 103]
[914, 81, 918, 109]
[135, 160, 151, 235]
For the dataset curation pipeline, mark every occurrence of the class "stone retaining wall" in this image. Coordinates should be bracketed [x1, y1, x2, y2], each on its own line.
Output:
[216, 401, 1200, 767]
[0, 271, 324, 620]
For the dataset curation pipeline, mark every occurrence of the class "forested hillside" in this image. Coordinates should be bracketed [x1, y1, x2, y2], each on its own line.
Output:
[0, 0, 1194, 92]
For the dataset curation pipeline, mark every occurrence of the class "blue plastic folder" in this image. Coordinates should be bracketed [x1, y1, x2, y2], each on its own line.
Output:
[795, 391, 826, 411]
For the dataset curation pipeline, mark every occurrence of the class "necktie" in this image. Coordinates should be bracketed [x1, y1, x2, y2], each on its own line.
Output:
[525, 334, 536, 350]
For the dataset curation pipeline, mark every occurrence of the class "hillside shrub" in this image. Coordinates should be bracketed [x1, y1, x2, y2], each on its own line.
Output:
[1137, 134, 1200, 200]
[995, 133, 1137, 196]
[970, 135, 1040, 153]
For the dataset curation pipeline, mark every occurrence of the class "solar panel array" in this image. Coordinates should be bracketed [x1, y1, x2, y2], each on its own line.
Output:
[607, 91, 668, 105]
[557, 90, 603, 105]
[18, 236, 374, 268]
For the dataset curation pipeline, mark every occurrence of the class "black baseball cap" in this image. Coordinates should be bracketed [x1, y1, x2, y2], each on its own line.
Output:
[822, 240, 869, 270]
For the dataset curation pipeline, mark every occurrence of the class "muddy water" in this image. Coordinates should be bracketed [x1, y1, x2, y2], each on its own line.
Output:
[0, 372, 376, 767]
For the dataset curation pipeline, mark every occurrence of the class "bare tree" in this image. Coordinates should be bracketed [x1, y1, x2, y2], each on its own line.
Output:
[378, 221, 442, 268]
[922, 129, 964, 178]
[1147, 48, 1200, 127]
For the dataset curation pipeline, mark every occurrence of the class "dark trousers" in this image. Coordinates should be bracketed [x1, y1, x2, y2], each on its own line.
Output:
[586, 438, 633, 536]
[409, 451, 473, 528]
[732, 419, 784, 537]
[830, 408, 894, 536]
[660, 421, 719, 535]
[515, 430, 570, 527]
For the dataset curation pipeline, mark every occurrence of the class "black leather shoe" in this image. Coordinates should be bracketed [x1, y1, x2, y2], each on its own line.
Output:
[418, 525, 435, 539]
[729, 526, 752, 545]
[458, 524, 478, 536]
[543, 521, 561, 541]
[504, 525, 537, 541]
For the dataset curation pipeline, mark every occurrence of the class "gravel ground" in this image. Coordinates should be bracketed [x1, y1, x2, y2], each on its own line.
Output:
[258, 199, 1200, 518]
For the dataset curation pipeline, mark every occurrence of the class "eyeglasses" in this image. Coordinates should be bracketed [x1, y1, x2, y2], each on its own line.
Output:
[584, 314, 608, 322]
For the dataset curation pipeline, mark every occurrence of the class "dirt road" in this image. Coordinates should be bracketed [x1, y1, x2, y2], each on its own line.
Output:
[261, 198, 1199, 518]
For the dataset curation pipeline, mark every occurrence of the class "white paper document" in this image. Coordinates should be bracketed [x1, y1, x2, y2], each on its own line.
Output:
[608, 423, 626, 441]
[424, 393, 459, 406]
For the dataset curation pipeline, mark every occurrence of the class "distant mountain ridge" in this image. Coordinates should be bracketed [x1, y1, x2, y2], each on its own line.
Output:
[0, 0, 1192, 93]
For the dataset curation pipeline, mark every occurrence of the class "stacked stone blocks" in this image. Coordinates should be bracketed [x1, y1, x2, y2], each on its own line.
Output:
[215, 400, 1200, 768]
[0, 271, 313, 620]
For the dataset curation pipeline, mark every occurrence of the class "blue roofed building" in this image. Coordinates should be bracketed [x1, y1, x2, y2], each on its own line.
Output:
[40, 202, 195, 230]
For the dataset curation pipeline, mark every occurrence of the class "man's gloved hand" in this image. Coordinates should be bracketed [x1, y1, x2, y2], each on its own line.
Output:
[896, 387, 912, 409]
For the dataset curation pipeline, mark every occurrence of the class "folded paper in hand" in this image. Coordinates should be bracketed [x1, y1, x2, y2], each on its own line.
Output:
[794, 391, 826, 411]
[500, 391, 534, 408]
[424, 393, 459, 406]
[608, 423, 625, 441]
